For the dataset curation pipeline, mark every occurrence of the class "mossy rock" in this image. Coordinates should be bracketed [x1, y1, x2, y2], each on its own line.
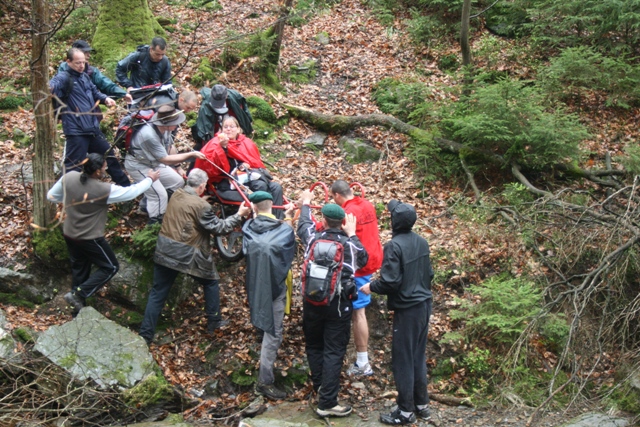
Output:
[247, 96, 277, 123]
[122, 372, 173, 408]
[0, 293, 36, 309]
[92, 0, 165, 74]
[32, 228, 69, 267]
[12, 128, 31, 148]
[252, 118, 276, 143]
[13, 327, 36, 344]
[191, 57, 218, 88]
[288, 60, 318, 84]
[338, 136, 381, 164]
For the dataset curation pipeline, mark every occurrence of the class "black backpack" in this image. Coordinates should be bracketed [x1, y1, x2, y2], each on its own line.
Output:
[301, 234, 347, 306]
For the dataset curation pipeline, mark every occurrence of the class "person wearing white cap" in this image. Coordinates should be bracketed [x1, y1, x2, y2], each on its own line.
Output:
[124, 105, 206, 224]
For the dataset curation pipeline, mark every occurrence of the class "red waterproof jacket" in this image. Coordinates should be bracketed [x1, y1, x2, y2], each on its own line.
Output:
[195, 134, 265, 185]
[343, 197, 383, 276]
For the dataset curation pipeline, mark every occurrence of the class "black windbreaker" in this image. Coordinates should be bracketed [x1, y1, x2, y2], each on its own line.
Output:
[370, 204, 433, 310]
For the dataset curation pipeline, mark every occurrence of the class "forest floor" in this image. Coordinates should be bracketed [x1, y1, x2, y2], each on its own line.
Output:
[0, 0, 639, 425]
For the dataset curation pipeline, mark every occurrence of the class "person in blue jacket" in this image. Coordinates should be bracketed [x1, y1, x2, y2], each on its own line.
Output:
[116, 37, 172, 91]
[50, 48, 130, 187]
[58, 40, 130, 101]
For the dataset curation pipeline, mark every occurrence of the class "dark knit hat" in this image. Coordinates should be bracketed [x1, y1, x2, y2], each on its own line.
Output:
[248, 191, 273, 203]
[72, 40, 94, 52]
[321, 203, 345, 220]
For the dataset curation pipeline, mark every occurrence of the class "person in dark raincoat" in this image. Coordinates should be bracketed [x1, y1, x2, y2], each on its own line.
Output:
[242, 191, 296, 400]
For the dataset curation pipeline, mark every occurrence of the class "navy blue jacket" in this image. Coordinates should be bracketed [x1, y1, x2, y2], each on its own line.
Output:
[58, 62, 127, 99]
[49, 68, 108, 136]
[116, 45, 172, 89]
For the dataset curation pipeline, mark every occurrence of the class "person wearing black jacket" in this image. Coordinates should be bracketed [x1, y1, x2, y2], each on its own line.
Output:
[297, 191, 368, 419]
[116, 37, 172, 91]
[361, 200, 434, 425]
[242, 191, 296, 401]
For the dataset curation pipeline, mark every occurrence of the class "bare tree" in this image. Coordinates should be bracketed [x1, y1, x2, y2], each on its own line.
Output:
[30, 0, 56, 228]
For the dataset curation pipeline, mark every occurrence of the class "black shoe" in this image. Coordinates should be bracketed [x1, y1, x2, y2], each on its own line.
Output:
[380, 408, 417, 425]
[207, 319, 229, 333]
[256, 382, 286, 400]
[63, 292, 85, 314]
[415, 406, 431, 420]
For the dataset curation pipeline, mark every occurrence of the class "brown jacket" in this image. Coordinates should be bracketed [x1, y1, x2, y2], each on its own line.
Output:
[154, 186, 243, 279]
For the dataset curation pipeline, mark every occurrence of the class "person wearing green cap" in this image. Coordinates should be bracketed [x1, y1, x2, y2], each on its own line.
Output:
[296, 190, 369, 418]
[241, 191, 296, 400]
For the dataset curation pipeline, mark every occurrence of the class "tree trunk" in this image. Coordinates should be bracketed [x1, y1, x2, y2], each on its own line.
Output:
[30, 0, 56, 228]
[460, 0, 473, 89]
[269, 0, 295, 66]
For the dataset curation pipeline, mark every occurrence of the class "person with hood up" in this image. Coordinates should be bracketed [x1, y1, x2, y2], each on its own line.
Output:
[241, 191, 296, 400]
[361, 200, 434, 425]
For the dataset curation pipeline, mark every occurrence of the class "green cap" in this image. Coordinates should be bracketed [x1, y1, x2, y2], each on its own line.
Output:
[321, 203, 345, 220]
[248, 191, 273, 203]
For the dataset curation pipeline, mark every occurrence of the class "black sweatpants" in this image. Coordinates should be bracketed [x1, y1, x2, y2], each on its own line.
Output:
[64, 236, 119, 300]
[303, 296, 352, 410]
[392, 299, 432, 412]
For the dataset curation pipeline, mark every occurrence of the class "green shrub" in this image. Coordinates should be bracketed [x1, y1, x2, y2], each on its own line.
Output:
[438, 53, 459, 72]
[0, 95, 27, 111]
[501, 182, 535, 205]
[372, 78, 434, 126]
[539, 314, 569, 353]
[443, 78, 588, 170]
[191, 57, 217, 88]
[537, 46, 640, 108]
[54, 6, 97, 41]
[246, 96, 277, 123]
[451, 275, 543, 344]
[130, 223, 161, 259]
[289, 0, 334, 27]
[618, 143, 640, 176]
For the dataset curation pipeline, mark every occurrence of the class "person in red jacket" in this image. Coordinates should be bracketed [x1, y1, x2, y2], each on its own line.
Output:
[194, 117, 284, 218]
[330, 180, 383, 376]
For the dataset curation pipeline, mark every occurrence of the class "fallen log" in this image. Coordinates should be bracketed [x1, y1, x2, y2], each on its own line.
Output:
[430, 393, 474, 407]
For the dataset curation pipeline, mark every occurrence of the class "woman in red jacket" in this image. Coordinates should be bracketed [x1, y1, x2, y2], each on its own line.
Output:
[195, 117, 285, 218]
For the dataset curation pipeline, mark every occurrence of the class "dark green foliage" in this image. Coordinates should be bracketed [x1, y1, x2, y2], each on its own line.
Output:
[230, 365, 257, 386]
[32, 228, 69, 266]
[443, 78, 588, 170]
[523, 0, 640, 54]
[191, 57, 217, 88]
[188, 0, 222, 11]
[130, 223, 161, 259]
[438, 53, 459, 72]
[618, 144, 640, 176]
[537, 46, 640, 108]
[484, 1, 531, 38]
[0, 95, 27, 111]
[54, 6, 97, 41]
[372, 78, 435, 126]
[450, 275, 542, 344]
[246, 96, 277, 123]
[0, 293, 36, 309]
[220, 31, 247, 69]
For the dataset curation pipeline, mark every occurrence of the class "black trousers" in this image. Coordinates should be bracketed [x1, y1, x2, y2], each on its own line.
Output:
[392, 299, 432, 412]
[303, 296, 352, 410]
[64, 236, 119, 300]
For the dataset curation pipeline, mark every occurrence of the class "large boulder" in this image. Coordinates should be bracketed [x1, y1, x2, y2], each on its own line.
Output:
[561, 413, 629, 427]
[0, 309, 19, 363]
[0, 267, 64, 304]
[338, 136, 381, 163]
[34, 307, 157, 388]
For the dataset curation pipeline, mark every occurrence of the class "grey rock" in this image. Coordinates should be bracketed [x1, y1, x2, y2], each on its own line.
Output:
[338, 136, 381, 163]
[316, 32, 330, 45]
[0, 267, 62, 304]
[0, 308, 19, 363]
[561, 413, 629, 427]
[303, 132, 327, 148]
[34, 306, 157, 388]
[630, 370, 640, 390]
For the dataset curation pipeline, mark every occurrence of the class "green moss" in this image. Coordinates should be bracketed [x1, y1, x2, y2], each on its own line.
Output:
[246, 96, 277, 123]
[13, 327, 36, 343]
[109, 307, 145, 327]
[251, 118, 276, 142]
[0, 95, 27, 111]
[92, 0, 165, 73]
[59, 353, 78, 369]
[231, 366, 257, 386]
[122, 373, 173, 408]
[188, 0, 222, 10]
[0, 292, 36, 308]
[287, 60, 318, 84]
[277, 364, 308, 388]
[32, 228, 69, 266]
[191, 57, 218, 88]
[130, 223, 161, 259]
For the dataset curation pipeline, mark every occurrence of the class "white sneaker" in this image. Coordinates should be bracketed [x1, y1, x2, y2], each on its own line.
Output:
[316, 404, 352, 417]
[346, 362, 374, 376]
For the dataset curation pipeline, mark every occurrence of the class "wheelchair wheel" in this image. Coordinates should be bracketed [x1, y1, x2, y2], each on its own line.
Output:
[215, 230, 244, 262]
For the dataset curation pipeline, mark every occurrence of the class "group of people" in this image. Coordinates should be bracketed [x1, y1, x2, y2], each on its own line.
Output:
[46, 36, 434, 426]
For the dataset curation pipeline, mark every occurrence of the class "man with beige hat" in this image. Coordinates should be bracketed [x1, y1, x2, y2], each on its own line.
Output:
[125, 104, 206, 224]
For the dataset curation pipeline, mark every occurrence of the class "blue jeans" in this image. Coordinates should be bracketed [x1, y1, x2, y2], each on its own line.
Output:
[139, 263, 221, 342]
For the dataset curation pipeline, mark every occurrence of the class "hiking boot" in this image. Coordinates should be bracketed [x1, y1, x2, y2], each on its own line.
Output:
[207, 319, 229, 333]
[380, 408, 417, 425]
[415, 406, 431, 420]
[256, 382, 286, 400]
[346, 362, 374, 376]
[63, 292, 85, 314]
[316, 404, 352, 418]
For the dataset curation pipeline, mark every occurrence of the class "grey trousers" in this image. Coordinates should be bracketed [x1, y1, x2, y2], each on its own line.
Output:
[258, 287, 286, 385]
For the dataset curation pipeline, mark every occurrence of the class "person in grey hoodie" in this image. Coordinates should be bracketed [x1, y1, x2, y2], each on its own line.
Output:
[361, 200, 434, 425]
[242, 191, 296, 401]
